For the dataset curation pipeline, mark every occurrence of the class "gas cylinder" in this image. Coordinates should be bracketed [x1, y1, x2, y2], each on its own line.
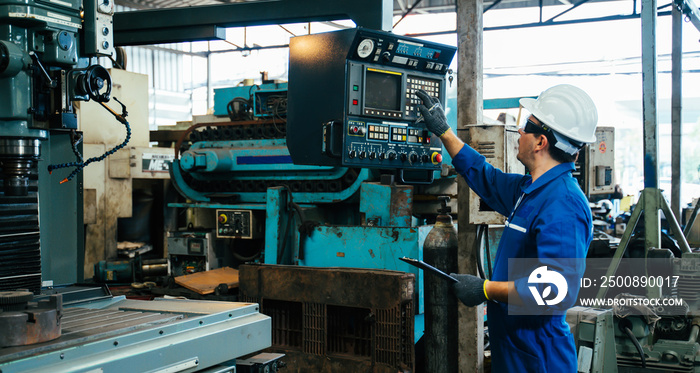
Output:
[423, 196, 459, 373]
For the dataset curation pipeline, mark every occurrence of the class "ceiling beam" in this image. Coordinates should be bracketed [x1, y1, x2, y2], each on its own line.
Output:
[114, 0, 392, 46]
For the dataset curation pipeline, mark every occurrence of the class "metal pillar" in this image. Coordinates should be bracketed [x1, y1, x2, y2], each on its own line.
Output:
[456, 0, 485, 372]
[265, 186, 291, 265]
[642, 0, 661, 251]
[671, 2, 683, 222]
[207, 51, 213, 115]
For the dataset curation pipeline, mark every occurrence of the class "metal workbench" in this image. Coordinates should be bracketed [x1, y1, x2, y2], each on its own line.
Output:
[0, 298, 270, 373]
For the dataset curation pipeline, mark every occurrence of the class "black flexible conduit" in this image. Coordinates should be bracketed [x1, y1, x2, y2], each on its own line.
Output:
[623, 326, 646, 368]
[476, 224, 486, 280]
[48, 99, 130, 184]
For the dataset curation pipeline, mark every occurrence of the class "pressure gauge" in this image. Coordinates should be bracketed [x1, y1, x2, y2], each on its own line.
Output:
[357, 39, 375, 59]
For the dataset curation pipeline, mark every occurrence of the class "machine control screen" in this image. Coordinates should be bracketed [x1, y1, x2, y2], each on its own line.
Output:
[365, 69, 402, 112]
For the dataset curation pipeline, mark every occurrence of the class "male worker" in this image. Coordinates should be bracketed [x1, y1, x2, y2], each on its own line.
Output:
[416, 84, 597, 372]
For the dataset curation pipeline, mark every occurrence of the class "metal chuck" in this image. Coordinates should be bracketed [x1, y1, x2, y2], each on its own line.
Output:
[0, 291, 63, 347]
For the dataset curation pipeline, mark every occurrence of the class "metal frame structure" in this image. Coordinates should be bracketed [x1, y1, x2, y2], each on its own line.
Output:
[113, 0, 393, 45]
[595, 0, 697, 303]
[402, 0, 700, 34]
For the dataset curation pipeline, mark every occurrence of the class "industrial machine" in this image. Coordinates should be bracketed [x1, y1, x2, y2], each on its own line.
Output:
[0, 291, 274, 373]
[162, 20, 700, 373]
[287, 27, 454, 184]
[168, 230, 221, 276]
[0, 1, 273, 371]
[569, 253, 700, 373]
[167, 28, 457, 371]
[0, 0, 122, 292]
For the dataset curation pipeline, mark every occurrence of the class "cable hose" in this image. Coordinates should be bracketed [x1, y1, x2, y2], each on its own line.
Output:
[623, 326, 646, 368]
[476, 224, 486, 280]
[71, 133, 83, 163]
[485, 227, 493, 280]
[48, 121, 131, 183]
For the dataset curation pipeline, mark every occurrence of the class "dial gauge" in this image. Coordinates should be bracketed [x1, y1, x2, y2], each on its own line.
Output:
[357, 39, 375, 59]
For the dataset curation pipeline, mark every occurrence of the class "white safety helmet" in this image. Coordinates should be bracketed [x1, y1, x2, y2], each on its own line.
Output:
[519, 84, 598, 144]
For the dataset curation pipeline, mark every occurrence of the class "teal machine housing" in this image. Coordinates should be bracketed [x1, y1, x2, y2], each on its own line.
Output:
[0, 0, 118, 290]
[170, 28, 457, 342]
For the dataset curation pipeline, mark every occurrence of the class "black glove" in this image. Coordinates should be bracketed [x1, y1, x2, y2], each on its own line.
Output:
[416, 89, 450, 137]
[450, 273, 489, 307]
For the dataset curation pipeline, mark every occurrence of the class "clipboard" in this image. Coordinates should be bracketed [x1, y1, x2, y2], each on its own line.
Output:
[399, 257, 458, 283]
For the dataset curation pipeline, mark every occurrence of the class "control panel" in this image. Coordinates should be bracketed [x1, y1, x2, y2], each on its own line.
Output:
[216, 209, 259, 239]
[288, 27, 457, 178]
[343, 119, 443, 169]
[83, 0, 115, 56]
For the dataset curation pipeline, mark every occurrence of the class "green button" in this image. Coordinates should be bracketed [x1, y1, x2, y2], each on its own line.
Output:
[353, 85, 359, 91]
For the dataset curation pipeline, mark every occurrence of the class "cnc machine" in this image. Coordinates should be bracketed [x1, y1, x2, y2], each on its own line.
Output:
[0, 2, 271, 371]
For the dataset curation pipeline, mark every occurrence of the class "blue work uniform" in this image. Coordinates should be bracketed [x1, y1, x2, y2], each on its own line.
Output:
[452, 144, 592, 373]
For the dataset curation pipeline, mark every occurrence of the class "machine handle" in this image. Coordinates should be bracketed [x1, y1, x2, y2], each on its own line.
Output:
[398, 168, 435, 185]
[322, 121, 343, 158]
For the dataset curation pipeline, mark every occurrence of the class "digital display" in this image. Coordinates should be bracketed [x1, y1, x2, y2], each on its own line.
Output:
[396, 42, 441, 60]
[365, 69, 402, 111]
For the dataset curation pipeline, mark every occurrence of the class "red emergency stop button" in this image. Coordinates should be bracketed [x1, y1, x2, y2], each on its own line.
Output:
[218, 214, 227, 223]
[431, 152, 443, 164]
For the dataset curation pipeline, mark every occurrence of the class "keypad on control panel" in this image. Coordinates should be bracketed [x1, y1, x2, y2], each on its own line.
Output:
[406, 77, 440, 117]
[368, 125, 390, 140]
[391, 127, 407, 142]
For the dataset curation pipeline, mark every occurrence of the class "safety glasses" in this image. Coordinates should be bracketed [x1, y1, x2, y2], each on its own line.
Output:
[520, 118, 549, 136]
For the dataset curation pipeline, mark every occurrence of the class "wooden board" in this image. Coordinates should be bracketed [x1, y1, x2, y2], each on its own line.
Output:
[174, 267, 239, 295]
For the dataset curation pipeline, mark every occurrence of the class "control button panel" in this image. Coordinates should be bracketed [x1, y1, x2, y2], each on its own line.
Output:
[368, 125, 389, 140]
[343, 118, 443, 170]
[391, 127, 407, 142]
[216, 209, 259, 239]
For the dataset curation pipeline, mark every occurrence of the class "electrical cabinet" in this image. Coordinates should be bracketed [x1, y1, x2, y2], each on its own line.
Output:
[578, 126, 615, 196]
[465, 124, 524, 225]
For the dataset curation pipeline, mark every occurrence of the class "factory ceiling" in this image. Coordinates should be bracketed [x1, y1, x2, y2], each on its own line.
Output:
[113, 0, 666, 36]
[114, 0, 604, 14]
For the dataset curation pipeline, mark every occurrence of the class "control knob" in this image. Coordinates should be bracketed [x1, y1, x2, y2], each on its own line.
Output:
[359, 151, 366, 160]
[369, 152, 376, 160]
[409, 153, 418, 163]
[400, 153, 407, 162]
[348, 150, 357, 159]
[388, 152, 397, 161]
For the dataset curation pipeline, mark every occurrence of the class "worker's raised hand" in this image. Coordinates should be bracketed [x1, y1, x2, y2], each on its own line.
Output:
[416, 89, 450, 137]
[450, 273, 488, 307]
